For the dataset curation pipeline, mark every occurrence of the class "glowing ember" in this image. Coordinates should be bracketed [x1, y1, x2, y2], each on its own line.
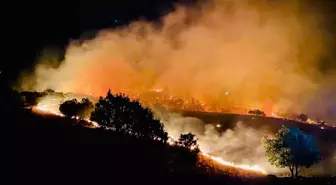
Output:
[87, 120, 99, 128]
[167, 138, 175, 145]
[36, 104, 64, 117]
[34, 104, 99, 128]
[153, 88, 163, 92]
[201, 153, 268, 174]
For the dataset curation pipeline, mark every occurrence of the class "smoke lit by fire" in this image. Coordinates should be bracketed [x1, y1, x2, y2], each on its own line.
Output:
[19, 0, 336, 124]
[32, 89, 335, 176]
[17, 0, 336, 177]
[35, 102, 99, 128]
[33, 101, 268, 175]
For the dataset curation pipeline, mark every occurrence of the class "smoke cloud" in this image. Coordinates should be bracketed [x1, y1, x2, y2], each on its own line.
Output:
[308, 149, 336, 176]
[152, 105, 336, 175]
[152, 105, 285, 174]
[20, 0, 335, 122]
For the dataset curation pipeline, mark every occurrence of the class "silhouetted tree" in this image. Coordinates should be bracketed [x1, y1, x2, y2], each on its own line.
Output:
[248, 109, 266, 116]
[59, 98, 94, 120]
[59, 99, 80, 118]
[19, 91, 45, 106]
[43, 89, 55, 94]
[263, 126, 321, 178]
[176, 133, 199, 152]
[170, 133, 200, 173]
[90, 90, 168, 142]
[298, 114, 308, 122]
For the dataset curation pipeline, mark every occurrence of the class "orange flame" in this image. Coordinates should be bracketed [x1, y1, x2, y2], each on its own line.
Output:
[34, 104, 99, 128]
[166, 137, 267, 175]
[201, 152, 267, 174]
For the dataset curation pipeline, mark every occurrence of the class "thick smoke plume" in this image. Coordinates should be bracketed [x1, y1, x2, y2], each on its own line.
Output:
[20, 0, 335, 122]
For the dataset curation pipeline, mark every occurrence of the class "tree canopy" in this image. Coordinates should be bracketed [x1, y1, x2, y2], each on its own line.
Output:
[263, 126, 321, 178]
[59, 98, 94, 119]
[248, 109, 266, 116]
[90, 90, 168, 143]
[176, 133, 199, 152]
[168, 133, 200, 172]
[297, 114, 308, 122]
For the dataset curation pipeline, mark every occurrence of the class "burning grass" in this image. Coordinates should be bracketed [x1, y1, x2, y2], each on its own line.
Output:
[19, 89, 335, 177]
[198, 153, 267, 177]
[32, 103, 269, 176]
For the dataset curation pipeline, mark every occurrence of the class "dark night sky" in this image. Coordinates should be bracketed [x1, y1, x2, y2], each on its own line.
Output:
[4, 0, 199, 84]
[3, 0, 336, 85]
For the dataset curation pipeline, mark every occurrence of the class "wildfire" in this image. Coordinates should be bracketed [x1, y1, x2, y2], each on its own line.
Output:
[35, 104, 64, 117]
[32, 102, 268, 176]
[201, 152, 268, 174]
[166, 137, 267, 175]
[34, 104, 99, 128]
[153, 88, 163, 92]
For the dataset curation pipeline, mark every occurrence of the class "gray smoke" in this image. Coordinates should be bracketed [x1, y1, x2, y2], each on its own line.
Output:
[151, 105, 285, 174]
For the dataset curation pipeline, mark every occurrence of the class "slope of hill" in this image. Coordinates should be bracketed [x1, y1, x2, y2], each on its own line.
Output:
[180, 110, 336, 173]
[14, 108, 335, 185]
[14, 109, 258, 184]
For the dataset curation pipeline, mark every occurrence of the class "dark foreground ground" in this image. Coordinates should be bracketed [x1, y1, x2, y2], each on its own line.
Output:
[15, 109, 335, 185]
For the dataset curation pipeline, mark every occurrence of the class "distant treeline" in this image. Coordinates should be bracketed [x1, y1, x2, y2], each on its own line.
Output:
[18, 89, 98, 107]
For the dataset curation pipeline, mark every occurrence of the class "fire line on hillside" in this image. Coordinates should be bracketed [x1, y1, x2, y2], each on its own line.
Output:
[33, 102, 268, 175]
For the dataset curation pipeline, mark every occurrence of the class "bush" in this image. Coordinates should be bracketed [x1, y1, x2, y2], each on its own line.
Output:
[168, 133, 200, 173]
[297, 114, 308, 122]
[90, 90, 168, 143]
[176, 133, 199, 152]
[248, 109, 266, 116]
[59, 98, 94, 120]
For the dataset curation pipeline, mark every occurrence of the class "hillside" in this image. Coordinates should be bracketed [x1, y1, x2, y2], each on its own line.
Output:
[15, 109, 261, 184]
[14, 108, 335, 185]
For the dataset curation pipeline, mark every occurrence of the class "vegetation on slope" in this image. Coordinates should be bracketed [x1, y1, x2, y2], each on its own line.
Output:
[8, 87, 335, 184]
